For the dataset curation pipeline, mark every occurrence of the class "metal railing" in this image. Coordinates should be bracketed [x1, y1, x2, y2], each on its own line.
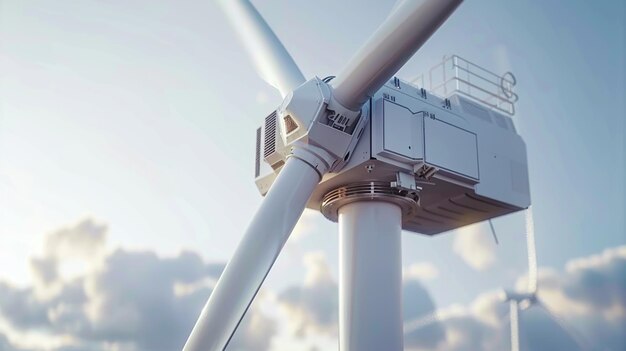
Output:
[411, 55, 518, 116]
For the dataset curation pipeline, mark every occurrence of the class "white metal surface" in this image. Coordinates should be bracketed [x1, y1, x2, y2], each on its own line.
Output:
[331, 0, 463, 110]
[182, 156, 321, 351]
[217, 0, 305, 98]
[338, 201, 404, 351]
[277, 78, 368, 173]
[256, 75, 531, 235]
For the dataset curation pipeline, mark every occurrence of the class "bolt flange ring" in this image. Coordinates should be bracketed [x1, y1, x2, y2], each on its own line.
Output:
[320, 181, 419, 222]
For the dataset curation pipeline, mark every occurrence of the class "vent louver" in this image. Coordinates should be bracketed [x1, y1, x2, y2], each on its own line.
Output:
[264, 111, 277, 158]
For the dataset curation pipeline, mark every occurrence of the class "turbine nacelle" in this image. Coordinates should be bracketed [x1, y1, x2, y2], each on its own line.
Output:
[500, 289, 537, 305]
[256, 75, 530, 234]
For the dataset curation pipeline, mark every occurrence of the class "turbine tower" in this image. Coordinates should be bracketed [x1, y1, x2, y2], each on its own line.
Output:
[183, 1, 530, 350]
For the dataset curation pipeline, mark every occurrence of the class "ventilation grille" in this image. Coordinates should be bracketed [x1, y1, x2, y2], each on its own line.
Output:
[255, 127, 261, 178]
[264, 111, 277, 158]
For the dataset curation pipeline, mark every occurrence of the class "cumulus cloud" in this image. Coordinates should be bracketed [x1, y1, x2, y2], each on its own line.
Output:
[524, 246, 626, 351]
[452, 223, 496, 270]
[290, 210, 319, 241]
[43, 219, 107, 259]
[402, 278, 446, 350]
[406, 246, 626, 351]
[404, 262, 439, 281]
[277, 252, 446, 349]
[275, 245, 626, 351]
[278, 252, 338, 337]
[3, 218, 624, 351]
[228, 304, 277, 351]
[28, 219, 107, 297]
[0, 332, 32, 351]
[0, 218, 275, 351]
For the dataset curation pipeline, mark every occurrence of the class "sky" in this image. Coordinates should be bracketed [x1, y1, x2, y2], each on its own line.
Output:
[0, 0, 624, 350]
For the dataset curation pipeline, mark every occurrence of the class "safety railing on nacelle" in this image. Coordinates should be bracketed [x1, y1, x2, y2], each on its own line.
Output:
[412, 55, 518, 116]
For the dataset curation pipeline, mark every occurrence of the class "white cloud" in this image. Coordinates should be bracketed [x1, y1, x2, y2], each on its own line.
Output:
[278, 252, 337, 338]
[452, 223, 496, 271]
[42, 219, 107, 259]
[0, 218, 272, 351]
[302, 252, 333, 287]
[404, 262, 439, 281]
[409, 245, 626, 351]
[290, 210, 319, 241]
[3, 218, 625, 351]
[277, 252, 445, 349]
[30, 219, 108, 298]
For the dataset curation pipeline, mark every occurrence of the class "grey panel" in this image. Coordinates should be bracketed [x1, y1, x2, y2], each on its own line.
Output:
[492, 112, 509, 130]
[510, 160, 530, 195]
[424, 118, 479, 179]
[382, 101, 423, 160]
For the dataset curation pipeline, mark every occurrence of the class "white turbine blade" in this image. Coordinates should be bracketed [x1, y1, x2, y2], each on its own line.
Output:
[182, 157, 321, 351]
[217, 0, 305, 98]
[525, 207, 538, 294]
[510, 300, 520, 351]
[331, 0, 463, 110]
[536, 301, 590, 351]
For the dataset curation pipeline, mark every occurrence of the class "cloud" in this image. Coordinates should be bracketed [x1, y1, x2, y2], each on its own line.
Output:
[402, 278, 446, 350]
[43, 219, 107, 259]
[404, 262, 439, 281]
[452, 223, 496, 270]
[0, 332, 32, 351]
[3, 218, 624, 351]
[228, 304, 277, 351]
[290, 210, 319, 241]
[29, 219, 107, 296]
[0, 218, 275, 351]
[278, 252, 338, 337]
[407, 245, 626, 351]
[277, 252, 446, 349]
[525, 246, 626, 351]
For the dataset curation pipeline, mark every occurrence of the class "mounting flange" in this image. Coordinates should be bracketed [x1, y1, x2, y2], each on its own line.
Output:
[320, 181, 420, 222]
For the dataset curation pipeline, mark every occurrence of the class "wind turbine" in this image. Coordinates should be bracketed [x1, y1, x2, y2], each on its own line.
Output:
[402, 209, 591, 351]
[501, 208, 591, 351]
[183, 1, 531, 350]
